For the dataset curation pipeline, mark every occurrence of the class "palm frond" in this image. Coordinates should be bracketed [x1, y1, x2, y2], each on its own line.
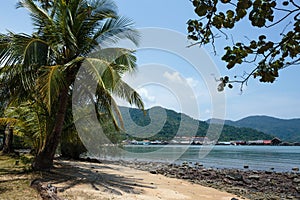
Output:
[95, 16, 140, 46]
[22, 37, 48, 67]
[0, 33, 22, 68]
[56, 1, 78, 53]
[0, 64, 34, 106]
[89, 48, 137, 73]
[0, 33, 50, 94]
[83, 57, 110, 90]
[64, 56, 84, 70]
[73, 0, 117, 55]
[95, 86, 122, 130]
[0, 33, 12, 66]
[17, 0, 54, 31]
[36, 65, 66, 113]
[113, 79, 144, 110]
[110, 96, 124, 129]
[2, 102, 47, 152]
[0, 118, 19, 126]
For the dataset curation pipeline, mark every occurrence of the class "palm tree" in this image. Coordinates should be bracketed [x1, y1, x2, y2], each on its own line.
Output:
[0, 102, 45, 154]
[0, 0, 143, 170]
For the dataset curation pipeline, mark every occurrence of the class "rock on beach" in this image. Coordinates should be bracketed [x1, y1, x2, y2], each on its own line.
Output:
[105, 160, 300, 200]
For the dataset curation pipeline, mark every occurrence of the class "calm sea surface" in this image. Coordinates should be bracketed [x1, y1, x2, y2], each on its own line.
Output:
[108, 145, 300, 172]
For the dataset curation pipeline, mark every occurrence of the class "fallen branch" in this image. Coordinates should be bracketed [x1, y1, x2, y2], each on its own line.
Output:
[30, 179, 63, 200]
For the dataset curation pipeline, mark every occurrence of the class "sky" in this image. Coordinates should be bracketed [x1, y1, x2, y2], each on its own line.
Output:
[1, 0, 300, 121]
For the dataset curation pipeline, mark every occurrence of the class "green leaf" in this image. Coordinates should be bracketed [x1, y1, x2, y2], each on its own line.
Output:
[226, 10, 234, 18]
[250, 41, 257, 49]
[270, 1, 276, 7]
[221, 0, 231, 3]
[255, 18, 266, 27]
[227, 62, 235, 69]
[259, 35, 266, 40]
[237, 0, 252, 9]
[195, 6, 208, 17]
[236, 8, 247, 20]
[188, 26, 194, 33]
[193, 0, 200, 7]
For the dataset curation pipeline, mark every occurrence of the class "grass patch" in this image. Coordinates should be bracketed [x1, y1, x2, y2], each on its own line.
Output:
[0, 154, 41, 200]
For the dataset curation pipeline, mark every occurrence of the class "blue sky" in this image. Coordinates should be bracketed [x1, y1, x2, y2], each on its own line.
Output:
[1, 0, 300, 120]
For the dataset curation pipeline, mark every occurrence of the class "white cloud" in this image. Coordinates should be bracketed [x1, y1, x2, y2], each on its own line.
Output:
[205, 109, 211, 114]
[117, 66, 226, 120]
[136, 88, 156, 103]
[186, 77, 199, 88]
[163, 71, 184, 83]
[163, 72, 200, 89]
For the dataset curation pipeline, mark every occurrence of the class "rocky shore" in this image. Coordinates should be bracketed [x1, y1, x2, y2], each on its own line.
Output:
[98, 159, 300, 200]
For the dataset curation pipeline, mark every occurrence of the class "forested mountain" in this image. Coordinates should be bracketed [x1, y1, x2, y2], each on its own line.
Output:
[221, 116, 300, 142]
[119, 107, 273, 142]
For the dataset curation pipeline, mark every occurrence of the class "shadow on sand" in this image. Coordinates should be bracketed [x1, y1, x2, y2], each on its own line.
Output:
[40, 160, 156, 197]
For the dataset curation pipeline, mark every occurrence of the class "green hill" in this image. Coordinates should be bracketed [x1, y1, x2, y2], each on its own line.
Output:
[223, 116, 300, 142]
[120, 107, 273, 142]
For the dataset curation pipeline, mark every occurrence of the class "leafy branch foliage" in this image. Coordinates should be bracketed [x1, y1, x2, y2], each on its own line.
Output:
[187, 0, 300, 90]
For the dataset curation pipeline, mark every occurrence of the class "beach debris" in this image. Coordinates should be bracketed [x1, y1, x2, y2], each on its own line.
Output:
[265, 170, 273, 174]
[149, 170, 157, 174]
[293, 178, 300, 184]
[225, 173, 243, 181]
[248, 175, 260, 180]
[292, 167, 299, 172]
[30, 179, 62, 200]
[93, 159, 300, 200]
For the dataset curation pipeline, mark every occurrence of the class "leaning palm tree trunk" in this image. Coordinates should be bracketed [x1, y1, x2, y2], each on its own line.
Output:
[32, 86, 69, 170]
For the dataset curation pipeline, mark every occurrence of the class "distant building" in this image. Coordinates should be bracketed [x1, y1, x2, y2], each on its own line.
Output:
[235, 141, 247, 145]
[217, 141, 231, 145]
[271, 137, 282, 145]
[248, 140, 264, 145]
[172, 136, 191, 144]
[191, 137, 209, 145]
[293, 142, 300, 146]
[263, 140, 272, 145]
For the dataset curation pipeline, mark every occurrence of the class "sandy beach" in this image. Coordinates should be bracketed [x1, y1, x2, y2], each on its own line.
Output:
[40, 160, 245, 200]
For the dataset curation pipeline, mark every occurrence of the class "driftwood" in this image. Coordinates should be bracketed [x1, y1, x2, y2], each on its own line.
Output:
[30, 179, 63, 200]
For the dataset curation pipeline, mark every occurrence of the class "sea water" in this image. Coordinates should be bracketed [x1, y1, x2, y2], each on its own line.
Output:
[115, 145, 300, 172]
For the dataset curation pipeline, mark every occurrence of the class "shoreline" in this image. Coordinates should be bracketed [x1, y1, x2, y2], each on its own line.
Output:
[45, 158, 245, 200]
[81, 158, 300, 200]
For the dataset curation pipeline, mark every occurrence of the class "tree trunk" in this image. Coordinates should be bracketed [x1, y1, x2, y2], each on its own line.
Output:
[0, 131, 5, 151]
[32, 87, 69, 171]
[61, 131, 87, 160]
[2, 124, 14, 154]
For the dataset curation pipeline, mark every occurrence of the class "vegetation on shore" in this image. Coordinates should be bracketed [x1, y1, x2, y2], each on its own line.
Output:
[0, 0, 143, 171]
[120, 106, 274, 142]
